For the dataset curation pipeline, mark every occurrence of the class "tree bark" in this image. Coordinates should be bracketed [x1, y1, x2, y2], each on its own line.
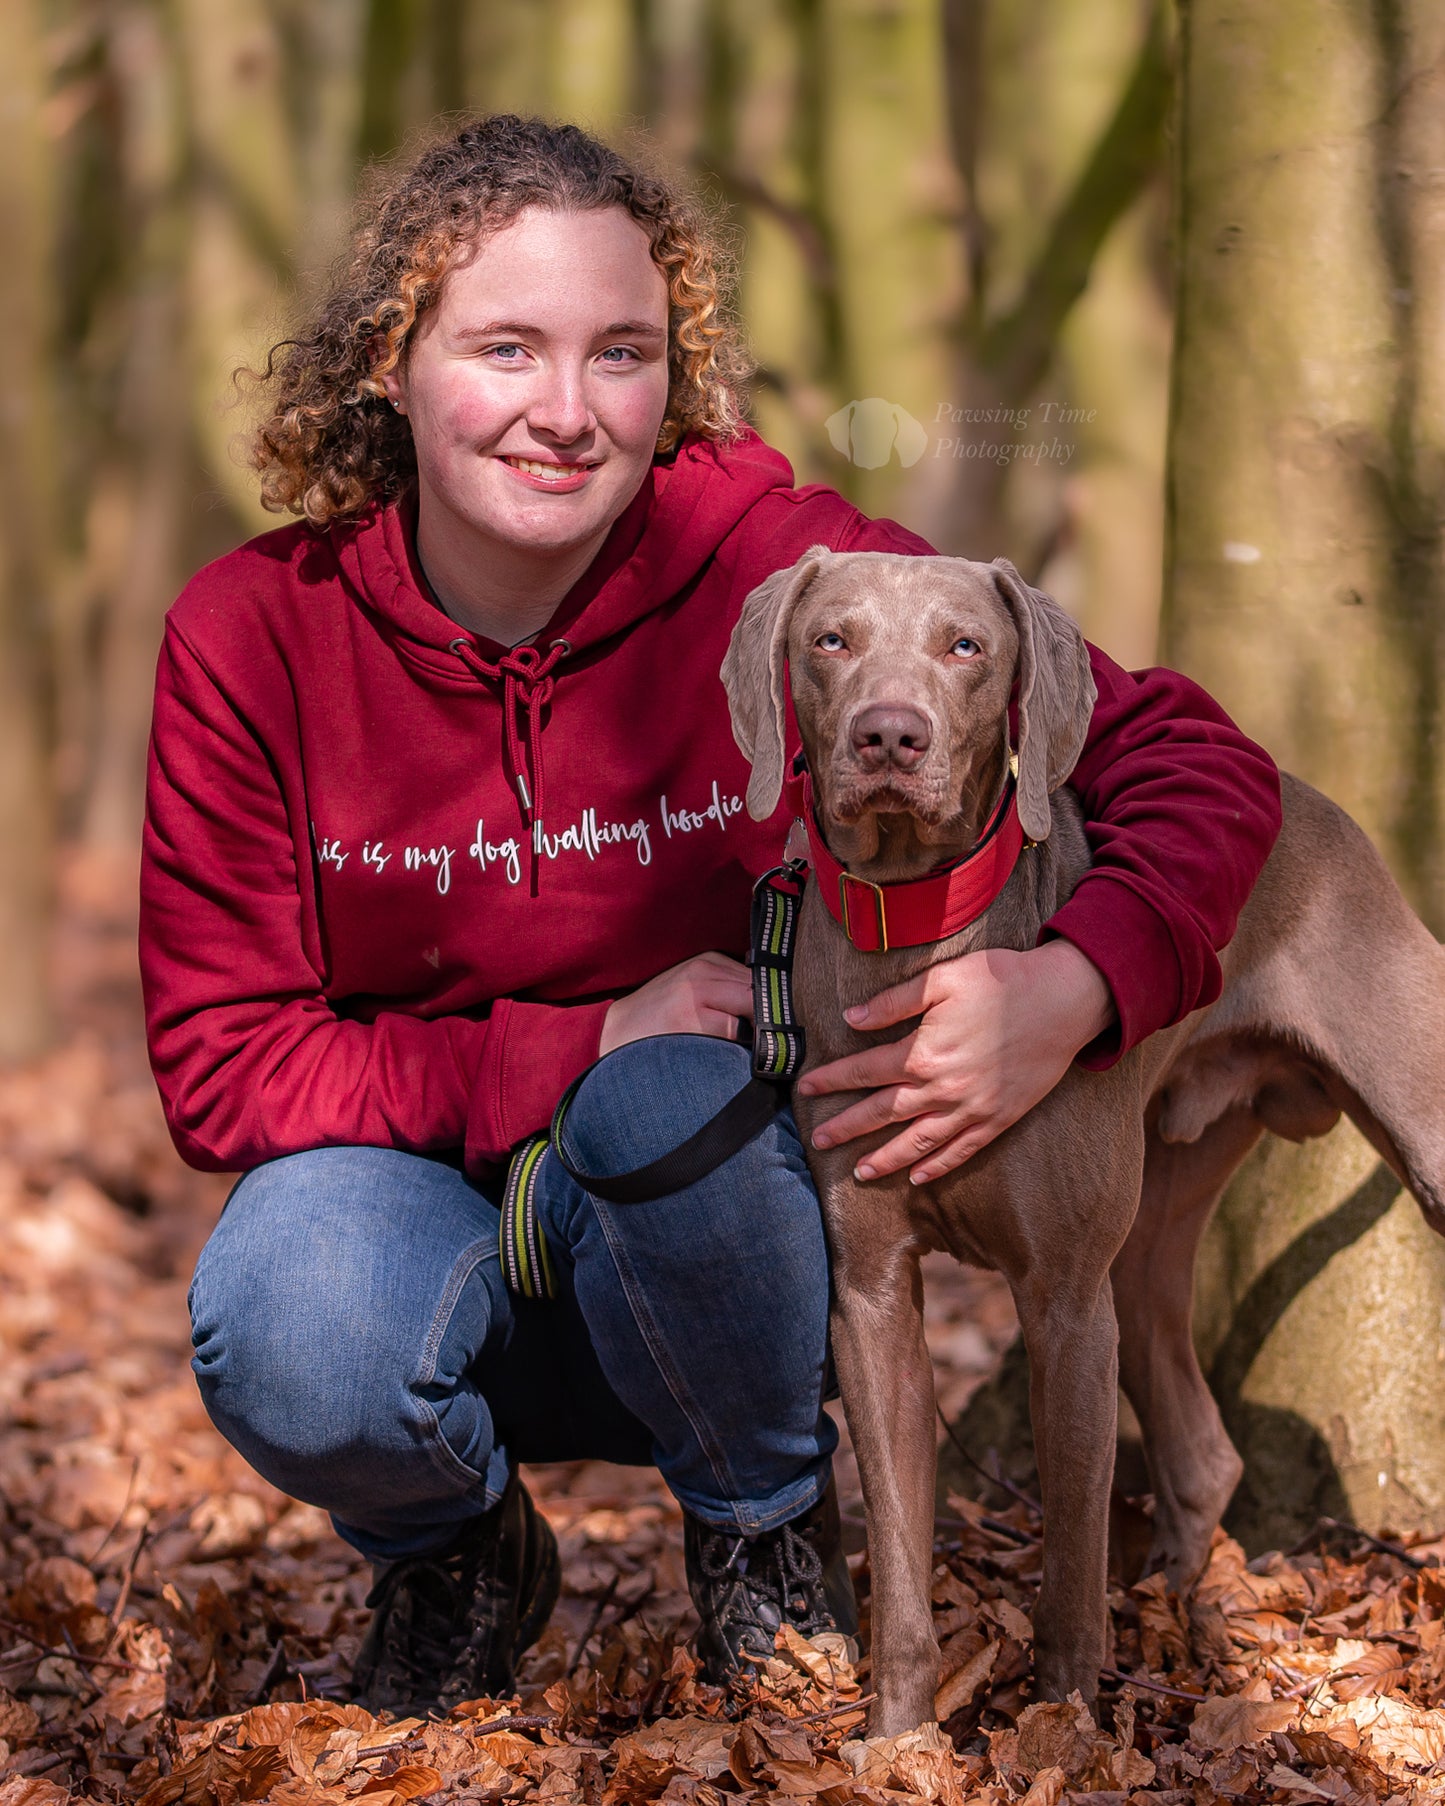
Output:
[0, 0, 56, 1058]
[816, 0, 967, 521]
[1162, 0, 1445, 1546]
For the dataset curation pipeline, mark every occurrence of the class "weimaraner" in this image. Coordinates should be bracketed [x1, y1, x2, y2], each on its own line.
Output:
[721, 546, 1445, 1738]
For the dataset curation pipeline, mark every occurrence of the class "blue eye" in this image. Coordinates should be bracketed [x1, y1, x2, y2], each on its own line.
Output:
[950, 637, 980, 659]
[815, 632, 847, 652]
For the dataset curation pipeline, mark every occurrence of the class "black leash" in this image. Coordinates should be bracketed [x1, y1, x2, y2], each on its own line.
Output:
[500, 860, 810, 1300]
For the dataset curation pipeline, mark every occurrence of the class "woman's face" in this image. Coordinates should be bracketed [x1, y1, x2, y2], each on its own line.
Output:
[384, 206, 672, 572]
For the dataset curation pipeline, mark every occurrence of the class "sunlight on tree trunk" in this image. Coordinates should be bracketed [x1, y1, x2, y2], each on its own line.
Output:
[176, 0, 299, 535]
[0, 0, 56, 1059]
[1166, 0, 1445, 1547]
[721, 0, 834, 485]
[546, 0, 637, 131]
[817, 0, 966, 522]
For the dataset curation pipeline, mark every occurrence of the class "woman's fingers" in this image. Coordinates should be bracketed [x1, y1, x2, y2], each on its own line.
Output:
[795, 1038, 914, 1100]
[807, 1083, 922, 1149]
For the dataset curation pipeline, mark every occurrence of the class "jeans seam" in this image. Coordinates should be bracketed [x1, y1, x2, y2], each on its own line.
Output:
[586, 1194, 745, 1507]
[408, 1236, 505, 1497]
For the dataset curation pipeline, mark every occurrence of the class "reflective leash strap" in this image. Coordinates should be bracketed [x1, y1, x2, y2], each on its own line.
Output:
[500, 859, 812, 1301]
[499, 1131, 555, 1300]
[750, 859, 809, 1080]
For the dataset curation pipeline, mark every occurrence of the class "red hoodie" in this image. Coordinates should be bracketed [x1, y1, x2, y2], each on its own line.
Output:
[140, 429, 1281, 1178]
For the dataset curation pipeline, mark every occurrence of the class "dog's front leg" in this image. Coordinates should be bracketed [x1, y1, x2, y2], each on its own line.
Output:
[1014, 1268, 1120, 1702]
[823, 1195, 942, 1737]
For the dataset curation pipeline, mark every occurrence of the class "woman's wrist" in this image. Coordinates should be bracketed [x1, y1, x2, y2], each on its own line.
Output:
[1034, 938, 1117, 1054]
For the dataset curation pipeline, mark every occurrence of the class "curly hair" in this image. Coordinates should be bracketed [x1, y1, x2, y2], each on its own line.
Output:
[247, 115, 756, 526]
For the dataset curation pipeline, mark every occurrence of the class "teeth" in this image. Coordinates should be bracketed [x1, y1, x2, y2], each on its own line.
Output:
[506, 457, 589, 479]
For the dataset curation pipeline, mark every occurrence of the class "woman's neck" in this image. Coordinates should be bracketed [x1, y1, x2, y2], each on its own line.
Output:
[415, 509, 609, 648]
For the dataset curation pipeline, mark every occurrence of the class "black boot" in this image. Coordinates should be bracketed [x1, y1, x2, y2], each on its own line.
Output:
[683, 1481, 858, 1681]
[351, 1472, 560, 1715]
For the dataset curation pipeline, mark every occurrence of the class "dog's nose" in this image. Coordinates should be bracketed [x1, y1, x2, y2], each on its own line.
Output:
[850, 704, 932, 771]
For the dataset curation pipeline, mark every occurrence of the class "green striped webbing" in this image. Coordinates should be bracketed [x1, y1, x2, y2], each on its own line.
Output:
[749, 859, 808, 1081]
[499, 1131, 556, 1301]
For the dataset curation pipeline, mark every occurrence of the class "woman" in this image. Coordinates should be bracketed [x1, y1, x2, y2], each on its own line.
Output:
[140, 115, 1280, 1714]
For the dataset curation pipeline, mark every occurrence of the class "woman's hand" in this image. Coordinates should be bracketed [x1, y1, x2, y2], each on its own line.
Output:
[794, 940, 1115, 1184]
[600, 952, 754, 1054]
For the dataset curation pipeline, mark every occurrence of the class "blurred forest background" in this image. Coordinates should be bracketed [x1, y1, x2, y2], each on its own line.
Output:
[3, 0, 1445, 1738]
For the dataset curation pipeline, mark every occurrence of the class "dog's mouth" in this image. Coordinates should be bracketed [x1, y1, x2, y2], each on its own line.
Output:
[827, 771, 951, 829]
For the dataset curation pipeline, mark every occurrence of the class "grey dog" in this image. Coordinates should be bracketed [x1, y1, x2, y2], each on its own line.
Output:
[721, 545, 1445, 1738]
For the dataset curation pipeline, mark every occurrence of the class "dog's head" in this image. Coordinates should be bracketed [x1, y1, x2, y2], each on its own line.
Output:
[721, 547, 1096, 877]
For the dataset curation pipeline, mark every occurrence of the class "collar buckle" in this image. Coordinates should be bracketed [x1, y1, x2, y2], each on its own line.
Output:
[839, 872, 889, 952]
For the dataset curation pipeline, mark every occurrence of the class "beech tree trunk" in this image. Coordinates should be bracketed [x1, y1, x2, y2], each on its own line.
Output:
[942, 0, 1445, 1554]
[0, 0, 56, 1059]
[1163, 0, 1445, 1548]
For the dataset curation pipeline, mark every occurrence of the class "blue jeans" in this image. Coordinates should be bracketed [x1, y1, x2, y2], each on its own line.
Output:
[188, 1034, 838, 1562]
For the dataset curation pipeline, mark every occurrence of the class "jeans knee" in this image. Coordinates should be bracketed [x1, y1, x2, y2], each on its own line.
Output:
[188, 1150, 502, 1499]
[559, 1033, 758, 1179]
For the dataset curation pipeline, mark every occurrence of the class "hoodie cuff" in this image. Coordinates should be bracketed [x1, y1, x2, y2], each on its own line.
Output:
[1039, 875, 1211, 1070]
[465, 996, 614, 1178]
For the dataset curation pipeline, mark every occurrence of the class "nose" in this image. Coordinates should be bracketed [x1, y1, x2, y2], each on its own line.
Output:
[849, 703, 932, 771]
[528, 363, 596, 442]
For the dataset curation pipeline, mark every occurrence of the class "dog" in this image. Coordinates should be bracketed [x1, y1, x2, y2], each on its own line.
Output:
[721, 545, 1445, 1737]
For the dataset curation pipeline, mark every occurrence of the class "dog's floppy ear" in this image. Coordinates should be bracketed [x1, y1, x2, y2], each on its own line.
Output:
[990, 558, 1097, 843]
[721, 545, 831, 820]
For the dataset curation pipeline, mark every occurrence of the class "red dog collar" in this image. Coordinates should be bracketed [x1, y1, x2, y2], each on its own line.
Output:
[781, 760, 1028, 954]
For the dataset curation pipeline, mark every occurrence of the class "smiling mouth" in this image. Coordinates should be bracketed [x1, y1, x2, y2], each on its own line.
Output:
[501, 455, 596, 481]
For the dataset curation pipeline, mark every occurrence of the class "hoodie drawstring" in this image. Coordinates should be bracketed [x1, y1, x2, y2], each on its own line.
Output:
[449, 635, 569, 844]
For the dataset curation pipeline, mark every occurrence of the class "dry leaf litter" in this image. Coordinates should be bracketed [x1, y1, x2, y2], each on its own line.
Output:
[2, 855, 1444, 1803]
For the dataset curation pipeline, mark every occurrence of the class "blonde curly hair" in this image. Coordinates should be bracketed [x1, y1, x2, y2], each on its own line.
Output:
[248, 115, 755, 527]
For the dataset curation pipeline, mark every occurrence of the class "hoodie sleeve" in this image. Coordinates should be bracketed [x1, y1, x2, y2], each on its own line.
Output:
[141, 625, 610, 1177]
[838, 513, 1283, 1062]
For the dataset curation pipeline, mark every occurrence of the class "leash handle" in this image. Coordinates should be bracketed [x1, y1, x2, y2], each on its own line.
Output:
[547, 1060, 785, 1205]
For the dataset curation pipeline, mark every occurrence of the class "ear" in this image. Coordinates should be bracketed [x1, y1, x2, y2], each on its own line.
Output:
[989, 558, 1096, 842]
[824, 403, 858, 461]
[891, 404, 929, 468]
[721, 545, 831, 819]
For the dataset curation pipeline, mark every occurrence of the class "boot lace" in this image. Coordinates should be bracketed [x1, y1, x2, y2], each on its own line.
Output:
[363, 1536, 500, 1702]
[697, 1517, 832, 1645]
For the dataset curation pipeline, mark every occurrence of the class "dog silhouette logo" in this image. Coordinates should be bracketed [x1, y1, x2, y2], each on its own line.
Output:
[825, 398, 929, 470]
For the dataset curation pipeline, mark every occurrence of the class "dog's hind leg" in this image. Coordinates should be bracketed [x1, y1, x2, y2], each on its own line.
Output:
[1112, 1105, 1260, 1590]
[827, 1230, 942, 1738]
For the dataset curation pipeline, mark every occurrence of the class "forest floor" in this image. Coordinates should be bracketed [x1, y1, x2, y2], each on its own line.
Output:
[3, 855, 1445, 1805]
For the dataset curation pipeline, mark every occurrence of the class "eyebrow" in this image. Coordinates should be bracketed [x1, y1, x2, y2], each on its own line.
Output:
[455, 319, 667, 342]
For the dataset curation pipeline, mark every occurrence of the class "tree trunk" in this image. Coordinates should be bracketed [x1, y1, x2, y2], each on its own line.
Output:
[816, 0, 967, 522]
[1162, 0, 1445, 1547]
[0, 0, 55, 1059]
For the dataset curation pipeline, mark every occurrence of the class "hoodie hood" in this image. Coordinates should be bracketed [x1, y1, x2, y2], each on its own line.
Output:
[318, 428, 804, 849]
[326, 427, 802, 687]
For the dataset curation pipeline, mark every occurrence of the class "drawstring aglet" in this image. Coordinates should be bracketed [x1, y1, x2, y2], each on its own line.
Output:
[515, 771, 532, 815]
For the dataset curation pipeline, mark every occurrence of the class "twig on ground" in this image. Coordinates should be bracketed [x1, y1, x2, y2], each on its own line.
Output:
[567, 1572, 620, 1679]
[89, 1456, 142, 1568]
[1318, 1516, 1427, 1571]
[1102, 1667, 1205, 1704]
[105, 1520, 150, 1638]
[0, 1614, 144, 1673]
[767, 1691, 877, 1726]
[935, 1405, 1043, 1515]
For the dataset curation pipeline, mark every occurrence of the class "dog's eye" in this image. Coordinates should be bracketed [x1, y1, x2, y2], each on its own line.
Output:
[949, 637, 981, 660]
[815, 632, 848, 653]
